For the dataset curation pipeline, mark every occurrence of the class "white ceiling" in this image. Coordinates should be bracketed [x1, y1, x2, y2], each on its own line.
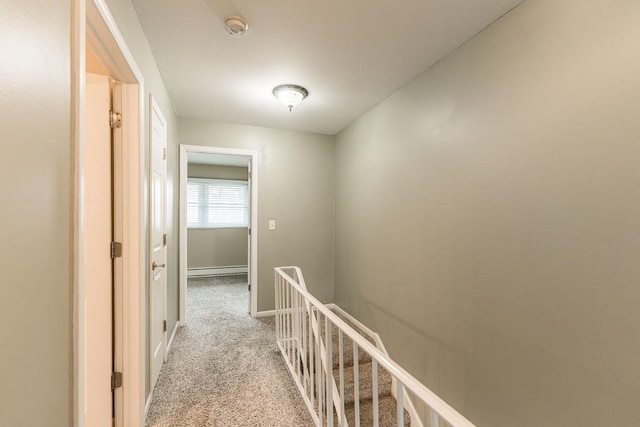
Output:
[133, 0, 524, 135]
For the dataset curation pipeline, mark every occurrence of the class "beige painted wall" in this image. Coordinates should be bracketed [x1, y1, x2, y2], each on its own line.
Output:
[179, 120, 335, 311]
[0, 1, 72, 425]
[334, 0, 640, 425]
[187, 229, 247, 268]
[187, 164, 248, 268]
[188, 163, 248, 181]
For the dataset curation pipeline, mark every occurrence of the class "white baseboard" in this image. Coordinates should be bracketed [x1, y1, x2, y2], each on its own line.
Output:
[144, 393, 153, 416]
[255, 309, 275, 318]
[145, 321, 180, 419]
[167, 321, 180, 353]
[187, 265, 248, 277]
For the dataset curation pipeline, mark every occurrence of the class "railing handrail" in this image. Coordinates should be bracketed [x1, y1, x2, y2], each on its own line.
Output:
[275, 266, 476, 427]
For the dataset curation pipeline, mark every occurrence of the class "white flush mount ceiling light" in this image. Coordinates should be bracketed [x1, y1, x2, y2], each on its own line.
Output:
[273, 84, 309, 112]
[224, 16, 248, 36]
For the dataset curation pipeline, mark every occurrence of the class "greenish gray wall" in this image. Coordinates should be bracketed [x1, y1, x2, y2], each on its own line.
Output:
[187, 164, 248, 268]
[188, 164, 248, 181]
[179, 120, 335, 311]
[187, 228, 247, 268]
[0, 1, 72, 425]
[102, 0, 179, 400]
[334, 0, 640, 425]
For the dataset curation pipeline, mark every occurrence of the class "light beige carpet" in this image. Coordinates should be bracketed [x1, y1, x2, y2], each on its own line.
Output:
[145, 275, 314, 427]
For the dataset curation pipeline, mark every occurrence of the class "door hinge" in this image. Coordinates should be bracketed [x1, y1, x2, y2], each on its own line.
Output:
[162, 148, 167, 160]
[248, 284, 251, 291]
[248, 228, 251, 236]
[110, 241, 122, 259]
[163, 320, 167, 332]
[109, 111, 122, 129]
[163, 233, 167, 246]
[111, 372, 123, 391]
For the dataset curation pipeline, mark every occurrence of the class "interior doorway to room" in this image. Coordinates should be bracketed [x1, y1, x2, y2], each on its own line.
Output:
[78, 4, 145, 423]
[179, 146, 258, 322]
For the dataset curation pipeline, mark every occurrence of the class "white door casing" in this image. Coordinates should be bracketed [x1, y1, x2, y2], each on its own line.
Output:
[75, 1, 146, 426]
[150, 95, 168, 392]
[178, 145, 259, 322]
[84, 73, 113, 427]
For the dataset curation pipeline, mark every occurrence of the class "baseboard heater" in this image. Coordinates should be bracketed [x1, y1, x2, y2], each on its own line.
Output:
[187, 265, 248, 278]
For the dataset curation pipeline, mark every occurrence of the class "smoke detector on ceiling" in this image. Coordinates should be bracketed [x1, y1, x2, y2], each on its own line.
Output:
[224, 16, 248, 37]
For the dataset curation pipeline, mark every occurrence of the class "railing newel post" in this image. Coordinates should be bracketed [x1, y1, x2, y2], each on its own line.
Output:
[326, 315, 333, 427]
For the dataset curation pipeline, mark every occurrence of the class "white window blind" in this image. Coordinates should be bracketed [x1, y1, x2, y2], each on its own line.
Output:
[187, 179, 249, 228]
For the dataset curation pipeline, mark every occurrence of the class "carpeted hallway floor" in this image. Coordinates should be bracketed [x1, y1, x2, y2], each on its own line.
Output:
[145, 275, 314, 426]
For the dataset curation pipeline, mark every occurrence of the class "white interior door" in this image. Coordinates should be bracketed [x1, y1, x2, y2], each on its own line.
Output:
[84, 73, 113, 427]
[150, 96, 168, 392]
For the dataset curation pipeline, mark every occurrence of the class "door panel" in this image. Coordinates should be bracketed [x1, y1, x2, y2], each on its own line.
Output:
[150, 96, 168, 392]
[84, 73, 113, 427]
[111, 81, 124, 427]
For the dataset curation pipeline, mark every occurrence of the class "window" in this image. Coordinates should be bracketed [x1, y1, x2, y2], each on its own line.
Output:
[187, 178, 249, 228]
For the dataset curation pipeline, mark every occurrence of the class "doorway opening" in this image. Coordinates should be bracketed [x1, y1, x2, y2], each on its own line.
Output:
[73, 1, 145, 426]
[179, 145, 259, 322]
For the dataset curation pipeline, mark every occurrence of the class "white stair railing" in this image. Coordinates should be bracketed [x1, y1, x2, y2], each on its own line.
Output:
[275, 266, 476, 427]
[275, 266, 346, 426]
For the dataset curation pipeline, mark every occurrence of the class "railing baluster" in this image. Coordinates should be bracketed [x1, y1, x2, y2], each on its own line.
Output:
[354, 342, 360, 427]
[284, 279, 288, 357]
[317, 310, 323, 425]
[292, 286, 296, 366]
[302, 293, 308, 395]
[309, 302, 314, 401]
[339, 329, 345, 427]
[397, 381, 404, 426]
[298, 291, 303, 379]
[298, 292, 302, 381]
[278, 278, 284, 345]
[284, 280, 291, 362]
[287, 282, 292, 363]
[282, 277, 285, 347]
[274, 273, 279, 343]
[279, 277, 284, 345]
[431, 409, 440, 427]
[298, 291, 303, 385]
[294, 289, 300, 380]
[372, 359, 379, 427]
[326, 316, 333, 427]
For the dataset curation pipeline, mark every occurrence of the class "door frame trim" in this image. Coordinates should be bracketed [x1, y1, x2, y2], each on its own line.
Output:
[179, 144, 259, 319]
[72, 0, 145, 426]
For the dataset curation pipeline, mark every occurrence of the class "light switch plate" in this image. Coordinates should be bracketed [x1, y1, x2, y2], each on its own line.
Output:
[268, 220, 276, 230]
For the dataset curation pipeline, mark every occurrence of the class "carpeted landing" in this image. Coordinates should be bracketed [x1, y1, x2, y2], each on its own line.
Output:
[145, 275, 314, 427]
